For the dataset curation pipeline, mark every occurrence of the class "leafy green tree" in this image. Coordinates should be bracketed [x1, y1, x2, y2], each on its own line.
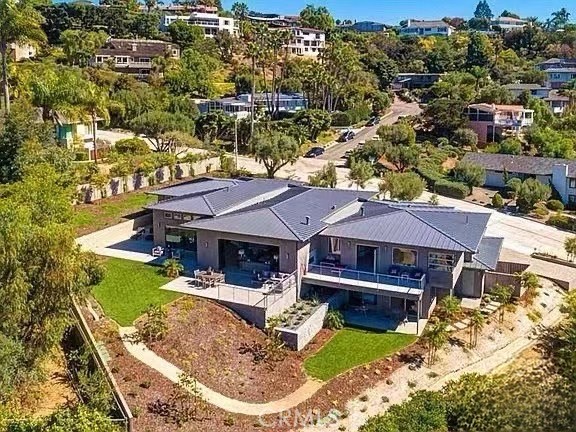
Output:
[348, 158, 374, 190]
[491, 192, 504, 208]
[308, 162, 337, 188]
[473, 0, 493, 20]
[168, 21, 205, 50]
[299, 5, 335, 32]
[0, 0, 46, 113]
[360, 391, 447, 432]
[293, 109, 332, 142]
[130, 110, 196, 153]
[165, 48, 220, 98]
[384, 144, 420, 172]
[452, 128, 478, 149]
[527, 127, 574, 159]
[378, 122, 416, 146]
[466, 32, 492, 69]
[60, 29, 107, 67]
[114, 137, 150, 155]
[379, 171, 425, 201]
[453, 161, 486, 189]
[195, 110, 233, 144]
[498, 137, 522, 155]
[364, 55, 398, 90]
[253, 131, 300, 178]
[516, 178, 551, 213]
[422, 99, 468, 136]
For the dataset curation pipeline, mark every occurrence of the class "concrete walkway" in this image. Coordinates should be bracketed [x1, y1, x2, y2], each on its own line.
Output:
[118, 327, 324, 416]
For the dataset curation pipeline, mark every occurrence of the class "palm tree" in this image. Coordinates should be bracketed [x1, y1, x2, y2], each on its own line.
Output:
[422, 319, 449, 365]
[163, 259, 184, 278]
[245, 41, 260, 139]
[517, 271, 541, 305]
[81, 82, 110, 164]
[469, 310, 485, 348]
[0, 0, 46, 113]
[231, 2, 249, 20]
[490, 284, 515, 323]
[559, 79, 576, 113]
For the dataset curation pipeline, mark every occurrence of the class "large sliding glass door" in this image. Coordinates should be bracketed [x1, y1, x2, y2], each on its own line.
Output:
[356, 245, 378, 273]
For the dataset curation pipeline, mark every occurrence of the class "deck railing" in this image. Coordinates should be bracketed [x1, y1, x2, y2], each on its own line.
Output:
[306, 264, 426, 291]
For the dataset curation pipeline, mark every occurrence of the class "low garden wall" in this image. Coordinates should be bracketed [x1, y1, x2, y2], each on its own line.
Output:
[77, 158, 219, 203]
[277, 303, 328, 351]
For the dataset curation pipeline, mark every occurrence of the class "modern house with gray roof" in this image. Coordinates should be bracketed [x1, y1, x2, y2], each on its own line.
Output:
[462, 152, 576, 206]
[147, 177, 505, 334]
[399, 19, 454, 37]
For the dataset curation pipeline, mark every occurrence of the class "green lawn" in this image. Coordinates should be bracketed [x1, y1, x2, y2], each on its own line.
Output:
[92, 257, 181, 326]
[304, 328, 416, 381]
[72, 192, 157, 235]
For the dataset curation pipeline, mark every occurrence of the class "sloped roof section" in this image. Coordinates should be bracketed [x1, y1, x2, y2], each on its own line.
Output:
[322, 201, 491, 253]
[148, 177, 245, 198]
[464, 237, 504, 271]
[462, 152, 576, 177]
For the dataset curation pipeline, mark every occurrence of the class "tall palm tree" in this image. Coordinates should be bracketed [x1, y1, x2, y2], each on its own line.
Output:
[0, 0, 46, 114]
[246, 41, 260, 138]
[81, 83, 110, 164]
[559, 79, 576, 113]
[469, 310, 485, 348]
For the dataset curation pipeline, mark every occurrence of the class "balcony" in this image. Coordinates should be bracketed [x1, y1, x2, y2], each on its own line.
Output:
[303, 264, 425, 298]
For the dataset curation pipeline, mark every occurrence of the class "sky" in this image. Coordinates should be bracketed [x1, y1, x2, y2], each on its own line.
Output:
[221, 0, 574, 25]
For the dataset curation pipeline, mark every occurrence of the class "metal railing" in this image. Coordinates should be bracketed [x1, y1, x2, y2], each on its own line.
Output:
[306, 264, 426, 291]
[212, 271, 298, 309]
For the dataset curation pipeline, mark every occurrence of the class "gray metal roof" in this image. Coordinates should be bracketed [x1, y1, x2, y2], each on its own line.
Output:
[502, 83, 549, 91]
[462, 152, 576, 177]
[148, 177, 245, 198]
[403, 20, 452, 28]
[182, 188, 375, 241]
[322, 201, 491, 253]
[463, 237, 504, 271]
[148, 178, 299, 216]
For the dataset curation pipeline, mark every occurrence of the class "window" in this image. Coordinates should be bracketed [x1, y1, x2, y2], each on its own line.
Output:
[224, 20, 230, 25]
[570, 195, 576, 204]
[164, 212, 173, 219]
[429, 252, 455, 272]
[329, 238, 341, 255]
[392, 248, 417, 267]
[173, 213, 182, 220]
[183, 214, 192, 221]
[570, 178, 576, 189]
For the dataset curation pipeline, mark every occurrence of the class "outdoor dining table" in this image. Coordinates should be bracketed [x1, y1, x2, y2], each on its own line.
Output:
[197, 272, 225, 288]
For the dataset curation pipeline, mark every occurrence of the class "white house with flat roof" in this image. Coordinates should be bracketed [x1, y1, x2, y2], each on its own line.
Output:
[491, 16, 527, 31]
[284, 27, 325, 57]
[161, 11, 237, 37]
[399, 19, 454, 37]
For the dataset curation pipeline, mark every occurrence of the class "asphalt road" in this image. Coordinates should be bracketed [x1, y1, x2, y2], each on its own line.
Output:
[318, 99, 422, 161]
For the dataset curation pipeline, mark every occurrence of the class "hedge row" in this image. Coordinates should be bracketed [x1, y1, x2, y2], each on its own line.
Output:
[331, 104, 372, 126]
[547, 214, 576, 232]
[434, 179, 470, 199]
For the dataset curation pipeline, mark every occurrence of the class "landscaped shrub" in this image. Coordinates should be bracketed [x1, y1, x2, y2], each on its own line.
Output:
[115, 137, 150, 155]
[434, 179, 470, 199]
[531, 204, 549, 219]
[324, 309, 345, 330]
[547, 214, 576, 231]
[74, 151, 89, 161]
[331, 111, 352, 127]
[415, 166, 444, 188]
[546, 199, 565, 211]
[491, 193, 504, 209]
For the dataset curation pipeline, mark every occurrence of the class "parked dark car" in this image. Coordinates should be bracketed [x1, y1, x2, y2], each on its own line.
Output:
[366, 116, 381, 127]
[337, 130, 355, 142]
[305, 147, 325, 158]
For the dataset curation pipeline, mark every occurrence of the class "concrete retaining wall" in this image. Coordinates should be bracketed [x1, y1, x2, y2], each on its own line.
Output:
[277, 303, 328, 351]
[77, 158, 218, 203]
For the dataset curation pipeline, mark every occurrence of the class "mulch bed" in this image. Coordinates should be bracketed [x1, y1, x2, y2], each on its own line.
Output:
[83, 302, 426, 431]
[137, 297, 320, 403]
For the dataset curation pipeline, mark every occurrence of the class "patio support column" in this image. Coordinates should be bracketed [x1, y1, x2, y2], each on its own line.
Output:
[417, 298, 421, 335]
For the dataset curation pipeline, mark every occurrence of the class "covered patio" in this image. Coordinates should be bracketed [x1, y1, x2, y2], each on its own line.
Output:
[342, 308, 428, 336]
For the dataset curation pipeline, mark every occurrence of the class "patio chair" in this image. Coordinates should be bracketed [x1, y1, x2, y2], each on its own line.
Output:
[388, 265, 400, 276]
[192, 270, 201, 288]
[410, 268, 424, 280]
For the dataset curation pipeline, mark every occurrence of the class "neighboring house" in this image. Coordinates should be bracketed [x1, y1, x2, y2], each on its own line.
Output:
[54, 113, 100, 161]
[145, 177, 507, 334]
[9, 42, 36, 61]
[399, 19, 455, 37]
[340, 21, 388, 33]
[491, 16, 527, 31]
[537, 58, 576, 89]
[197, 92, 308, 118]
[502, 83, 551, 99]
[465, 103, 534, 145]
[161, 11, 238, 37]
[247, 14, 301, 28]
[284, 27, 325, 57]
[544, 90, 570, 115]
[393, 73, 444, 89]
[461, 152, 576, 206]
[92, 38, 180, 77]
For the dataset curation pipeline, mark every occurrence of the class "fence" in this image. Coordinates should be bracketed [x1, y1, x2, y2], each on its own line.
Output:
[77, 157, 219, 203]
[71, 299, 133, 431]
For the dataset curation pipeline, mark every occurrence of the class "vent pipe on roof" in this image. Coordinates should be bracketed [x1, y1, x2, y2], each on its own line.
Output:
[360, 207, 365, 216]
[225, 186, 230, 192]
[304, 216, 310, 225]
